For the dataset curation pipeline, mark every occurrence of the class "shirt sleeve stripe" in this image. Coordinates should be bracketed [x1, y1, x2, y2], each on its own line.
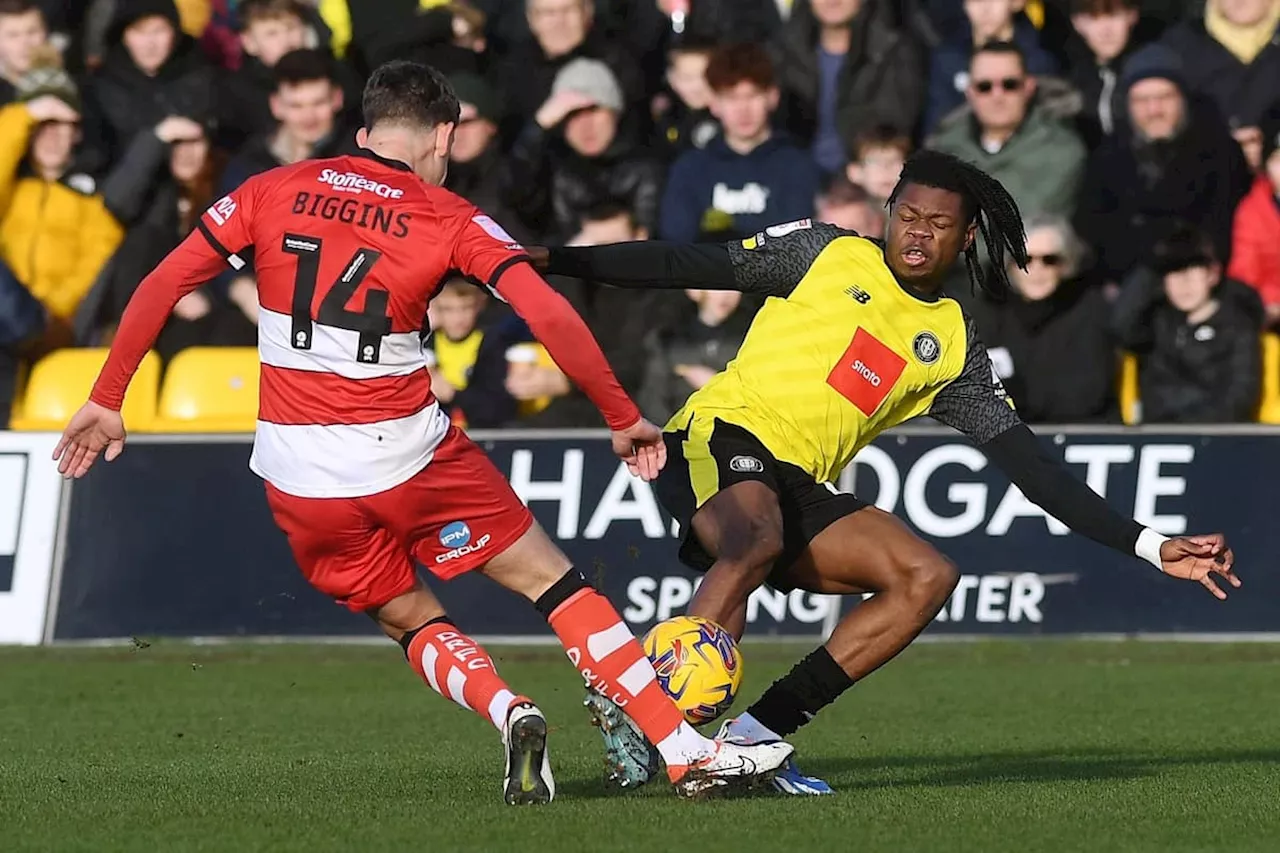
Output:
[487, 255, 533, 290]
[196, 219, 247, 270]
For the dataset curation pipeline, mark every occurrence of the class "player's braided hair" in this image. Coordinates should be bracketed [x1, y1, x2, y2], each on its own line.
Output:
[887, 149, 1029, 301]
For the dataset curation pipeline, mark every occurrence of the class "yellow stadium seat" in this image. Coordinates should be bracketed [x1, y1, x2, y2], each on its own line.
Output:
[1258, 334, 1280, 424]
[151, 347, 259, 433]
[1118, 352, 1140, 425]
[10, 348, 159, 431]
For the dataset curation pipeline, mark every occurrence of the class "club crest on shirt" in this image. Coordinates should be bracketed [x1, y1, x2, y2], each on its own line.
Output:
[912, 331, 941, 364]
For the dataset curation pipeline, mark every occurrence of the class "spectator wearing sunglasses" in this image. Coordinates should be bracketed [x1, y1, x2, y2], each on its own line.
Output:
[969, 215, 1117, 423]
[923, 0, 1058, 134]
[928, 40, 1086, 222]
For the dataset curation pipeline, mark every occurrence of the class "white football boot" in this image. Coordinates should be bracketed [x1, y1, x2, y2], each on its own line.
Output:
[716, 716, 834, 795]
[667, 737, 796, 799]
[502, 700, 554, 805]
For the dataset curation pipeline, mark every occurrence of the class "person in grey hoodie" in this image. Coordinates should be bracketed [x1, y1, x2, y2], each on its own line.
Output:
[927, 39, 1087, 221]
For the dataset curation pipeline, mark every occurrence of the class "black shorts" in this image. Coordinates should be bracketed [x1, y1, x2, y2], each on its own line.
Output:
[653, 417, 870, 593]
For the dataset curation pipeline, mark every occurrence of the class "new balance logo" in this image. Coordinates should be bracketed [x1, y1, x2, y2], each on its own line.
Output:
[845, 285, 871, 304]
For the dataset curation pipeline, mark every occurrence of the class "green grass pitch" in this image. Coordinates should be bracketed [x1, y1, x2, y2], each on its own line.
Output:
[1, 641, 1278, 853]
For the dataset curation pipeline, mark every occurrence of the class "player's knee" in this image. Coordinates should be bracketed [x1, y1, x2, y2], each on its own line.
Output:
[900, 551, 959, 608]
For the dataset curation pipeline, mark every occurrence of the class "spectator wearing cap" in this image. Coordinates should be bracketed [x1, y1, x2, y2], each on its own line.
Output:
[924, 0, 1058, 135]
[969, 215, 1117, 423]
[505, 56, 663, 241]
[85, 0, 214, 166]
[772, 0, 923, 178]
[1065, 0, 1150, 149]
[1228, 112, 1280, 327]
[0, 0, 50, 106]
[928, 40, 1086, 221]
[445, 72, 529, 243]
[1160, 0, 1280, 169]
[496, 0, 644, 138]
[659, 43, 817, 243]
[1076, 43, 1253, 285]
[1111, 223, 1261, 423]
[0, 54, 124, 323]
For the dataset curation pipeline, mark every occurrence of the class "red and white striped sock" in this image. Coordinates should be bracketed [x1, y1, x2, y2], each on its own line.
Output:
[546, 588, 714, 769]
[405, 622, 520, 732]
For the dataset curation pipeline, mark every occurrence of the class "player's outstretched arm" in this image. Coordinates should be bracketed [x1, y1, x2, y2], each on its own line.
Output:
[979, 424, 1240, 599]
[531, 242, 742, 291]
[53, 224, 232, 479]
[492, 261, 666, 481]
[927, 318, 1240, 599]
[531, 221, 846, 298]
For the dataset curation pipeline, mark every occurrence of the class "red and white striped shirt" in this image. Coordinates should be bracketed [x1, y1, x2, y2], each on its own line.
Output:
[91, 150, 640, 498]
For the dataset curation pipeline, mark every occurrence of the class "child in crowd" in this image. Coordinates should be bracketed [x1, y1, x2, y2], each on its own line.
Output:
[1067, 0, 1145, 149]
[659, 42, 816, 242]
[1113, 226, 1261, 423]
[816, 176, 886, 236]
[638, 287, 754, 423]
[424, 277, 517, 430]
[216, 0, 312, 150]
[1228, 116, 1280, 328]
[845, 126, 910, 206]
[652, 37, 720, 161]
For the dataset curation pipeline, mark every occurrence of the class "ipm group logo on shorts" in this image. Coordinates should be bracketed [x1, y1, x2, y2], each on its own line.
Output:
[436, 521, 492, 564]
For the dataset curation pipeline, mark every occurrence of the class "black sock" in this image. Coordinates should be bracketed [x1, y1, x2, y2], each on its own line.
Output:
[745, 646, 855, 737]
[533, 568, 590, 620]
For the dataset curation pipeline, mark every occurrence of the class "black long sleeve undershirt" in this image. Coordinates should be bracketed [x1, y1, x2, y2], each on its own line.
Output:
[981, 424, 1144, 557]
[546, 242, 740, 290]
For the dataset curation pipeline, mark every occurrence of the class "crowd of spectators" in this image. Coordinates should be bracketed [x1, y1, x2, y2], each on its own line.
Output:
[0, 0, 1278, 430]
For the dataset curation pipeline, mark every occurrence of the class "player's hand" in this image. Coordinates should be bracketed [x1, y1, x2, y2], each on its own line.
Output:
[25, 94, 79, 124]
[612, 418, 667, 482]
[53, 401, 126, 479]
[536, 90, 598, 129]
[1158, 534, 1240, 600]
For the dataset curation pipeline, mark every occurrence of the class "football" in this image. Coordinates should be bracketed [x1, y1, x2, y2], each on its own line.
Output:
[642, 616, 744, 726]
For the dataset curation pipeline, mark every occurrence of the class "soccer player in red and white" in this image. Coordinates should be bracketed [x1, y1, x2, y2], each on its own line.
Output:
[52, 61, 793, 803]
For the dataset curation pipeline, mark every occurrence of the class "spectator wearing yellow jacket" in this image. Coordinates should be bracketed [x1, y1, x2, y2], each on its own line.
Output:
[0, 59, 124, 324]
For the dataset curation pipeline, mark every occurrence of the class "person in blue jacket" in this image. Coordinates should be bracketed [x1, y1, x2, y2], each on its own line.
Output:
[658, 43, 818, 244]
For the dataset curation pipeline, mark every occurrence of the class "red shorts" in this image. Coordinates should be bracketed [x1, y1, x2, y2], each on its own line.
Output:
[264, 427, 534, 612]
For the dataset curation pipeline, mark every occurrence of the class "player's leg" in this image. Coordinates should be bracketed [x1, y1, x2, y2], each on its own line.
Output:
[367, 581, 554, 806]
[729, 505, 958, 748]
[657, 418, 788, 640]
[478, 526, 792, 795]
[264, 482, 551, 805]
[397, 427, 793, 795]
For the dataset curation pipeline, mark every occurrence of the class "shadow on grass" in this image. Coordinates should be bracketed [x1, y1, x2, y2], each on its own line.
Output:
[550, 747, 1280, 800]
[798, 747, 1280, 790]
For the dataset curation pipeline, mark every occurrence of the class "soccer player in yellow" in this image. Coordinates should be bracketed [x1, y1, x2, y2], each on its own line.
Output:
[535, 151, 1242, 794]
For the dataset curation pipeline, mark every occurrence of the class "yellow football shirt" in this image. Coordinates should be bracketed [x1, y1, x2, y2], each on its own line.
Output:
[668, 221, 1021, 485]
